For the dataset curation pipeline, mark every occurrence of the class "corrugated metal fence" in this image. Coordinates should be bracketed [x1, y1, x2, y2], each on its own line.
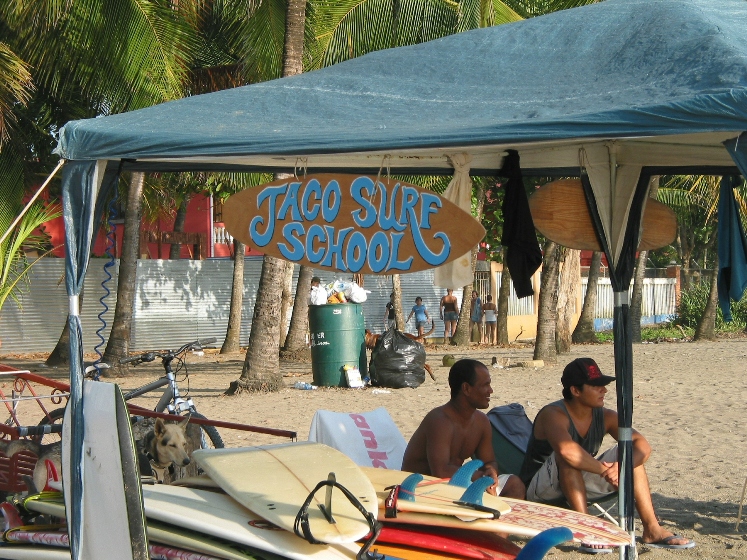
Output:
[0, 259, 676, 353]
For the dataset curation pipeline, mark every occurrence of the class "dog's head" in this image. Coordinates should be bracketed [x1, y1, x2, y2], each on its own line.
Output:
[152, 416, 191, 468]
[364, 329, 379, 350]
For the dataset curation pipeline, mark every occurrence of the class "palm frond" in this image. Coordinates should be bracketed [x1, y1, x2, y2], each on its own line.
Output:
[0, 42, 33, 145]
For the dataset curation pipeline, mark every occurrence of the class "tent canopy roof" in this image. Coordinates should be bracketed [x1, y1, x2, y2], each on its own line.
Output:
[55, 0, 747, 174]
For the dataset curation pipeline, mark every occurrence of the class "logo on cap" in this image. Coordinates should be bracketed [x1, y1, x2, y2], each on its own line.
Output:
[586, 363, 601, 380]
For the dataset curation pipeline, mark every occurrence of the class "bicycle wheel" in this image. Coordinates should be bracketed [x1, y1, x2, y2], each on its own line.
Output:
[36, 407, 66, 444]
[189, 411, 224, 449]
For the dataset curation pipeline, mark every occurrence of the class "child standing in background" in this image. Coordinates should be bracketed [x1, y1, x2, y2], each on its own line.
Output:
[407, 297, 430, 337]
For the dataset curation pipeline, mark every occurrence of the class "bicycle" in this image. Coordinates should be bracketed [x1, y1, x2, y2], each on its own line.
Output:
[38, 338, 224, 450]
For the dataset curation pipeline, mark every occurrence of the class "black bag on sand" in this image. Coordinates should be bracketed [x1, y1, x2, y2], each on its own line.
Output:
[369, 327, 426, 389]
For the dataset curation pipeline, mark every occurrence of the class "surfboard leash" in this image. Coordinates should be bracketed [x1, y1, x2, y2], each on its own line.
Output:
[293, 475, 383, 560]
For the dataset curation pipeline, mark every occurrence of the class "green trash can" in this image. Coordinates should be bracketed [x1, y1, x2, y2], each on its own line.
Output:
[309, 303, 367, 387]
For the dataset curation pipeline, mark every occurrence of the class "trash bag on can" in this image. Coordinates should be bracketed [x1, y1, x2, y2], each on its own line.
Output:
[369, 328, 426, 389]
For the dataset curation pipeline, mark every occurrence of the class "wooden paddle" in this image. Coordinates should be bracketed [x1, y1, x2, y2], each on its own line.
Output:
[528, 179, 677, 251]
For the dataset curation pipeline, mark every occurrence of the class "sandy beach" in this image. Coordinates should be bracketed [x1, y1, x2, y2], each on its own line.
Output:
[2, 338, 746, 560]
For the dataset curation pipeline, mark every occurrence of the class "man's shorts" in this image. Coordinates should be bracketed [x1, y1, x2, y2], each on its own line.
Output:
[444, 311, 459, 321]
[526, 446, 618, 502]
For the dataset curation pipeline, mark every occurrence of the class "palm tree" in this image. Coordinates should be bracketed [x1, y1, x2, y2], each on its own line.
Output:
[572, 251, 602, 343]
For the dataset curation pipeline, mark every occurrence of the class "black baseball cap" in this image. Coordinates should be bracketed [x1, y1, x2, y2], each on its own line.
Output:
[561, 358, 615, 387]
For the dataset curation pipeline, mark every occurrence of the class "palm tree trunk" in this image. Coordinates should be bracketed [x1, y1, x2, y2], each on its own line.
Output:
[694, 255, 719, 341]
[283, 265, 313, 353]
[572, 251, 602, 343]
[452, 185, 485, 346]
[392, 274, 405, 330]
[555, 248, 580, 354]
[227, 0, 306, 393]
[102, 172, 145, 376]
[227, 255, 286, 393]
[279, 261, 294, 347]
[496, 265, 510, 345]
[533, 241, 560, 362]
[221, 240, 245, 353]
[168, 195, 190, 259]
[630, 250, 648, 343]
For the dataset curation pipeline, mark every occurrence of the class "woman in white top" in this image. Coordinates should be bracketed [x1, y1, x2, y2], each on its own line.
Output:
[482, 294, 498, 345]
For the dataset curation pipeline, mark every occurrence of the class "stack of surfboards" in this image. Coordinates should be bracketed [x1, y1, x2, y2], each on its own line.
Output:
[0, 442, 629, 559]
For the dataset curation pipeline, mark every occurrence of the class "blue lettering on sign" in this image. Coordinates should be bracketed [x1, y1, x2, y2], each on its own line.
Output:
[368, 231, 390, 273]
[350, 176, 377, 228]
[302, 179, 322, 220]
[279, 223, 304, 260]
[345, 231, 368, 273]
[277, 181, 303, 221]
[322, 180, 341, 222]
[306, 224, 326, 263]
[249, 184, 287, 247]
[249, 177, 462, 273]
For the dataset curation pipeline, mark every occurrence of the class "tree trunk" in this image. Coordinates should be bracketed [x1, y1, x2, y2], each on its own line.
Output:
[694, 256, 719, 341]
[572, 251, 602, 343]
[221, 240, 245, 354]
[392, 274, 405, 330]
[496, 265, 510, 345]
[279, 261, 294, 347]
[555, 248, 580, 354]
[169, 195, 190, 259]
[282, 265, 313, 353]
[630, 249, 647, 343]
[102, 172, 145, 376]
[227, 255, 286, 394]
[533, 241, 560, 362]
[452, 185, 485, 346]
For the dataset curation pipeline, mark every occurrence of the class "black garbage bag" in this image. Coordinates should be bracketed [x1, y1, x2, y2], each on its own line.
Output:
[369, 327, 426, 389]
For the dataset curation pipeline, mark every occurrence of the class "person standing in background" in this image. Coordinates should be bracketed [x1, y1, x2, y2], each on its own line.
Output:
[483, 295, 497, 344]
[470, 290, 483, 344]
[407, 297, 430, 337]
[440, 289, 459, 344]
[383, 292, 396, 330]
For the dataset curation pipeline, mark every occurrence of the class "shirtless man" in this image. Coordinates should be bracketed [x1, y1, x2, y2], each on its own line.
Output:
[440, 289, 459, 344]
[520, 357, 695, 553]
[402, 359, 525, 498]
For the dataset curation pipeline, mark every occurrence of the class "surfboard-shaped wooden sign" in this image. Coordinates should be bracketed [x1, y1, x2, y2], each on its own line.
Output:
[528, 179, 677, 251]
[222, 174, 485, 275]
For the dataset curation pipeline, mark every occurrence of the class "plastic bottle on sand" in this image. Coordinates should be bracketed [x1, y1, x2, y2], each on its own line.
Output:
[294, 382, 317, 390]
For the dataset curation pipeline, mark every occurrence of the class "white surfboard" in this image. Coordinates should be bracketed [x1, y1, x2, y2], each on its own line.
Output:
[0, 546, 70, 560]
[142, 484, 363, 560]
[23, 496, 282, 560]
[61, 381, 148, 560]
[193, 442, 378, 544]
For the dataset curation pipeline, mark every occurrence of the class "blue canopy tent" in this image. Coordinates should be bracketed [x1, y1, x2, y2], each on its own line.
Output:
[54, 0, 747, 557]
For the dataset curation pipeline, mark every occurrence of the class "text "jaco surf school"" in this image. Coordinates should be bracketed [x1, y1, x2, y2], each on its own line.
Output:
[223, 174, 485, 275]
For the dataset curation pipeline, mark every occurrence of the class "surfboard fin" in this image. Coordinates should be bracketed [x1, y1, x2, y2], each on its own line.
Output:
[456, 476, 493, 505]
[318, 472, 337, 524]
[449, 459, 483, 487]
[516, 527, 574, 560]
[397, 473, 423, 502]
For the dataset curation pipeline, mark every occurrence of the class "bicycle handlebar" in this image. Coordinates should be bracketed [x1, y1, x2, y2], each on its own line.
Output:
[119, 338, 218, 365]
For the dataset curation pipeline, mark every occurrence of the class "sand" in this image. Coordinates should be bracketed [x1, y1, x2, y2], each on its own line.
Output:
[2, 338, 746, 559]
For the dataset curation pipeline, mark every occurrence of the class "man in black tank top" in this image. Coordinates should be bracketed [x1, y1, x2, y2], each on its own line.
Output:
[520, 358, 695, 552]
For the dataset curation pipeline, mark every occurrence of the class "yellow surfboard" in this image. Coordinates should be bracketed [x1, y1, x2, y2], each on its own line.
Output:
[193, 442, 378, 545]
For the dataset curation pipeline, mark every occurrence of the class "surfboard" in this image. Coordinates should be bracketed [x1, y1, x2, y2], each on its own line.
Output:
[363, 467, 629, 547]
[61, 381, 148, 560]
[0, 546, 69, 559]
[374, 525, 520, 560]
[528, 179, 677, 252]
[22, 495, 282, 560]
[361, 467, 511, 520]
[192, 442, 378, 544]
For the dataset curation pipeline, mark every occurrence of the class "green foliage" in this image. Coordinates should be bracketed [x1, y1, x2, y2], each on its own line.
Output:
[675, 282, 747, 331]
